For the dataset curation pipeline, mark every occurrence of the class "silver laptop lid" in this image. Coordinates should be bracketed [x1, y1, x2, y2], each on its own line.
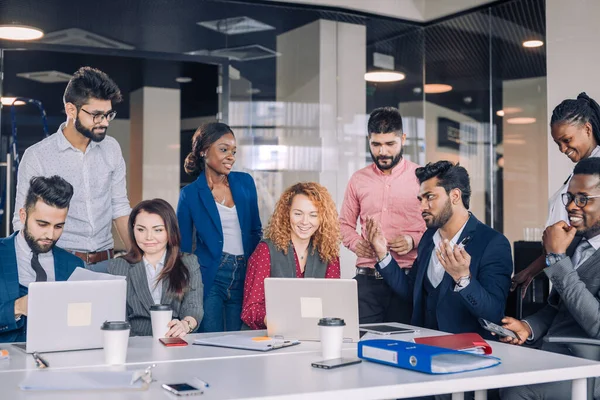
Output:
[26, 280, 126, 353]
[264, 278, 359, 342]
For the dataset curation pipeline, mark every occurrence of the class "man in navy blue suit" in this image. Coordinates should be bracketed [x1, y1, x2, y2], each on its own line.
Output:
[0, 176, 84, 343]
[365, 160, 512, 338]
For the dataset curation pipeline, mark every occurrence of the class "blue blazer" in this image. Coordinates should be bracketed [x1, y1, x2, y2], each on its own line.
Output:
[376, 214, 512, 339]
[0, 233, 83, 343]
[177, 171, 262, 296]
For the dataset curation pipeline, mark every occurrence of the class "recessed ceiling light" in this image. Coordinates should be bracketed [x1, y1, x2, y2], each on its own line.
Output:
[247, 88, 261, 95]
[507, 117, 536, 125]
[424, 84, 453, 94]
[175, 77, 192, 83]
[523, 40, 544, 48]
[364, 71, 406, 83]
[1, 97, 26, 106]
[0, 25, 44, 41]
[497, 107, 523, 117]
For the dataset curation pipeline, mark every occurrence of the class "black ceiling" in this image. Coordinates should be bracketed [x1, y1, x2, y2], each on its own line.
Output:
[0, 0, 546, 131]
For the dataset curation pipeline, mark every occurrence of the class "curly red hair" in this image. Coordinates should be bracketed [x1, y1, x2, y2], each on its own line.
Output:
[264, 182, 340, 263]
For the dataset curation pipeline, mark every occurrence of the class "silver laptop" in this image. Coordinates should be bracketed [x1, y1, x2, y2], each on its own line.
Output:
[264, 278, 359, 342]
[20, 280, 126, 353]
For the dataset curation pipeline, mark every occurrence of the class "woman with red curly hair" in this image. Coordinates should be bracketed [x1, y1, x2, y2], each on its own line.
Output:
[241, 182, 341, 329]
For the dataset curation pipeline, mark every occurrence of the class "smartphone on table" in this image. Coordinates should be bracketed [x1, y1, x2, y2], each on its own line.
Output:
[478, 318, 521, 341]
[162, 383, 203, 396]
[159, 337, 189, 347]
[311, 358, 362, 369]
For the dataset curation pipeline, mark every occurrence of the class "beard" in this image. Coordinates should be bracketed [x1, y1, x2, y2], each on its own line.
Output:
[370, 147, 403, 171]
[579, 217, 600, 239]
[23, 220, 57, 254]
[423, 198, 453, 229]
[75, 117, 107, 142]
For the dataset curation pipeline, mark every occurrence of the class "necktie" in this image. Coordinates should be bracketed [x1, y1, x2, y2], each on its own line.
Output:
[572, 240, 595, 269]
[31, 253, 47, 282]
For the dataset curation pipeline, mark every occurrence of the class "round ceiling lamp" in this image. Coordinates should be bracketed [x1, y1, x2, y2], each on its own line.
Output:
[497, 107, 523, 117]
[507, 117, 537, 125]
[1, 97, 26, 106]
[424, 84, 453, 94]
[364, 71, 406, 83]
[0, 24, 44, 41]
[522, 40, 544, 48]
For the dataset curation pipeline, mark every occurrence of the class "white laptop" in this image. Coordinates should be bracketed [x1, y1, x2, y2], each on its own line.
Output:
[18, 280, 127, 353]
[264, 278, 359, 342]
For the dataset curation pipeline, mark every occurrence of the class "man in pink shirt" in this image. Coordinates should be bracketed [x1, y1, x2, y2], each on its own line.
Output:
[340, 107, 425, 324]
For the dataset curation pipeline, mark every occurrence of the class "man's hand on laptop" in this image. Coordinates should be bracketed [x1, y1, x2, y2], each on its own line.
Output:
[14, 295, 28, 319]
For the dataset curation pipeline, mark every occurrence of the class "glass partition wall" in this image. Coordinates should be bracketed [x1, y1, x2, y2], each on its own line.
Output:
[0, 0, 547, 252]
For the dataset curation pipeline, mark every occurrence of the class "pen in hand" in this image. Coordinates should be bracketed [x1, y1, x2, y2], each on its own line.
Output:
[32, 352, 49, 369]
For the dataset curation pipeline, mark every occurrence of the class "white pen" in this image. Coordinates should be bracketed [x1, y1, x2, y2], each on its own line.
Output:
[194, 377, 210, 388]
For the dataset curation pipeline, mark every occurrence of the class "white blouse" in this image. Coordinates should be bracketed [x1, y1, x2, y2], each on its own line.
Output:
[216, 202, 244, 256]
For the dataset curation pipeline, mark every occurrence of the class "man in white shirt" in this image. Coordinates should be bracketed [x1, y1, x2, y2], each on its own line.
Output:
[0, 176, 84, 343]
[12, 67, 131, 272]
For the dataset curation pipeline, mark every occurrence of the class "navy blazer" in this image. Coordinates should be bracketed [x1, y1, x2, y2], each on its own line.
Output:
[376, 214, 512, 339]
[177, 170, 262, 296]
[0, 233, 83, 343]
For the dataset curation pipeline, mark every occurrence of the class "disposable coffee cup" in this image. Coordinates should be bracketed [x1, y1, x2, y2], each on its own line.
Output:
[318, 317, 346, 360]
[150, 304, 173, 340]
[101, 321, 130, 365]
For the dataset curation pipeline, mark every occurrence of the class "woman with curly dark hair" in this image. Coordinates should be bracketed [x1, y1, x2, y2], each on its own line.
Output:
[241, 182, 341, 330]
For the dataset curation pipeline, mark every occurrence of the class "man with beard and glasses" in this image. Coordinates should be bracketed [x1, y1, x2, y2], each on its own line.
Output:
[365, 160, 512, 339]
[500, 157, 600, 400]
[0, 176, 84, 343]
[13, 67, 131, 273]
[340, 107, 426, 324]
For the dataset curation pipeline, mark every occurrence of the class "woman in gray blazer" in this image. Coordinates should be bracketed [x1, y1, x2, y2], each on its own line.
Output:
[109, 199, 203, 337]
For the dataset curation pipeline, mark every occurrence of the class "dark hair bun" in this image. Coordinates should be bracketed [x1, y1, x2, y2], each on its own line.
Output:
[184, 152, 200, 177]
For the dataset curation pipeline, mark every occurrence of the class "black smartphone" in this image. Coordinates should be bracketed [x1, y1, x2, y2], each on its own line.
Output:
[479, 318, 520, 340]
[311, 358, 362, 369]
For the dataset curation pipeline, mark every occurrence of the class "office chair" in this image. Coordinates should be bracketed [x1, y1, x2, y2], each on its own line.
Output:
[543, 336, 600, 399]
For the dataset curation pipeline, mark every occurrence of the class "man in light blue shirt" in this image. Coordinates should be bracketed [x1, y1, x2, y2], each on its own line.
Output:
[1, 176, 84, 342]
[13, 67, 131, 272]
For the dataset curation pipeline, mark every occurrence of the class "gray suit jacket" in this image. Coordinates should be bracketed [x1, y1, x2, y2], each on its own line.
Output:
[526, 237, 600, 397]
[108, 253, 204, 337]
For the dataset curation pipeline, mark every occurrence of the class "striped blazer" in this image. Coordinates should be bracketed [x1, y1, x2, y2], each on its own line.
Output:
[108, 253, 204, 337]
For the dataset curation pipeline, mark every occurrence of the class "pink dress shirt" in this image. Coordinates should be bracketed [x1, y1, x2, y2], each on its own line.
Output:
[340, 159, 426, 268]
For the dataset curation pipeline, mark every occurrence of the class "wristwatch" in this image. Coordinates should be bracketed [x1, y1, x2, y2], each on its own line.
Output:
[545, 253, 566, 267]
[455, 275, 471, 288]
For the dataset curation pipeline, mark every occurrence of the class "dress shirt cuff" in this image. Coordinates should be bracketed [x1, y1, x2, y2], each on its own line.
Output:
[453, 280, 470, 292]
[522, 320, 535, 341]
[377, 253, 393, 269]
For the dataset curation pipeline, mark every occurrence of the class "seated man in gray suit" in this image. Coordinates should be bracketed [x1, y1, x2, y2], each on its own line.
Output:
[500, 157, 600, 399]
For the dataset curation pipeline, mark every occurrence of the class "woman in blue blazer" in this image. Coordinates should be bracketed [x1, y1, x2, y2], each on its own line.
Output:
[177, 122, 262, 332]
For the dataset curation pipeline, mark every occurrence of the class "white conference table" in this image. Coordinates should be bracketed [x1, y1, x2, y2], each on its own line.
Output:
[1, 323, 599, 399]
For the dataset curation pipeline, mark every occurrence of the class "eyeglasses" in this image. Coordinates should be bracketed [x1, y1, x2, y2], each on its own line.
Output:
[562, 192, 600, 208]
[80, 108, 117, 124]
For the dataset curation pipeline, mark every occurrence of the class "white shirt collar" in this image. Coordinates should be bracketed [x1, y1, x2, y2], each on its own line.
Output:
[432, 218, 470, 248]
[143, 250, 167, 269]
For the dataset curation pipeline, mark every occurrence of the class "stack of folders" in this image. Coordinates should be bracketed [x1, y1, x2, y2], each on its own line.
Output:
[358, 339, 500, 374]
[414, 333, 492, 355]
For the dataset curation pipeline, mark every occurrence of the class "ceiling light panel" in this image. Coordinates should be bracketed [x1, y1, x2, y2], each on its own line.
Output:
[198, 17, 275, 35]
